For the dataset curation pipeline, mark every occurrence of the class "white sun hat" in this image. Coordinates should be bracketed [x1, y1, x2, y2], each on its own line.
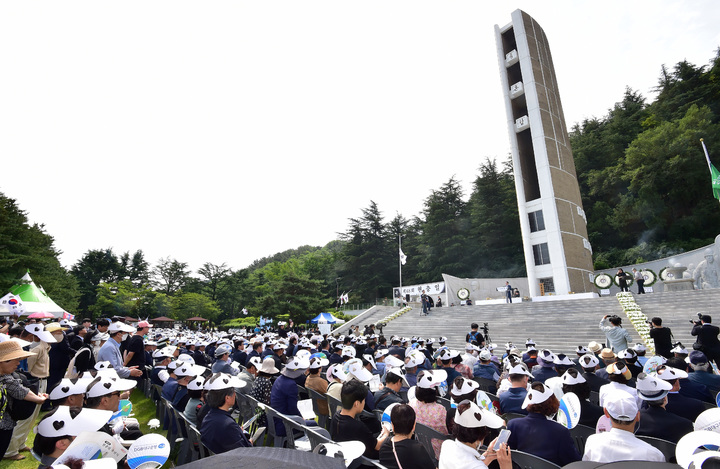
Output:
[175, 364, 207, 378]
[108, 322, 135, 333]
[49, 378, 94, 400]
[187, 376, 206, 391]
[521, 383, 554, 409]
[24, 324, 57, 343]
[37, 406, 113, 437]
[454, 400, 504, 429]
[416, 369, 448, 389]
[327, 364, 348, 382]
[386, 367, 410, 387]
[204, 372, 246, 390]
[406, 350, 426, 368]
[450, 377, 480, 397]
[344, 358, 373, 382]
[86, 375, 137, 398]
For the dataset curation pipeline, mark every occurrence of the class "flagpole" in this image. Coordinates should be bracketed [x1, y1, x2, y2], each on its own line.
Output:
[701, 138, 720, 203]
[701, 138, 712, 172]
[398, 234, 403, 290]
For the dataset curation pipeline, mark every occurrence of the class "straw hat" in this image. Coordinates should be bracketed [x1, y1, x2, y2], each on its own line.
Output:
[45, 322, 68, 333]
[0, 341, 36, 362]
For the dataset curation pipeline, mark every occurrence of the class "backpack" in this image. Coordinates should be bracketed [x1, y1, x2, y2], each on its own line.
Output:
[8, 371, 39, 421]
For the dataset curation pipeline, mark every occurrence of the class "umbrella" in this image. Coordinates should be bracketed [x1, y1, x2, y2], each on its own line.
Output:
[28, 311, 54, 319]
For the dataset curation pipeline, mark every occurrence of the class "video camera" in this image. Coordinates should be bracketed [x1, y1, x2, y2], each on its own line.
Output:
[690, 312, 703, 325]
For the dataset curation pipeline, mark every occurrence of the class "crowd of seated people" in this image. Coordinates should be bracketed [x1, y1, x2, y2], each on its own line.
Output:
[2, 313, 718, 468]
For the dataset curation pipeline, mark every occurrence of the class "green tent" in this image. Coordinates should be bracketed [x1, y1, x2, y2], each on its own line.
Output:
[0, 272, 68, 318]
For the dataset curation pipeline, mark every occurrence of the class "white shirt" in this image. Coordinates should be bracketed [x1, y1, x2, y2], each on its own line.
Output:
[462, 353, 479, 369]
[598, 381, 641, 408]
[439, 439, 488, 469]
[583, 428, 665, 463]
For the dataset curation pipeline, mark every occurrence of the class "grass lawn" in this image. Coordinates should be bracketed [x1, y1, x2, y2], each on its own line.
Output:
[1, 388, 166, 469]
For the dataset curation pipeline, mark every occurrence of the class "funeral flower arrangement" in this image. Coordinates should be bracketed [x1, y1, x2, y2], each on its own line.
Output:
[377, 306, 412, 327]
[616, 292, 655, 355]
[593, 273, 613, 289]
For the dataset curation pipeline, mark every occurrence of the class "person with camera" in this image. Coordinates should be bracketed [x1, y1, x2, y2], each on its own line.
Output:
[600, 315, 631, 352]
[648, 317, 673, 359]
[691, 313, 720, 369]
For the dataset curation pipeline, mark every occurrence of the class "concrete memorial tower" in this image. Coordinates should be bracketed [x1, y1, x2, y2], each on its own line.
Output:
[495, 10, 595, 297]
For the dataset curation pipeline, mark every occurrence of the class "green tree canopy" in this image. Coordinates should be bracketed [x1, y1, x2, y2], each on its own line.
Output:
[0, 193, 79, 312]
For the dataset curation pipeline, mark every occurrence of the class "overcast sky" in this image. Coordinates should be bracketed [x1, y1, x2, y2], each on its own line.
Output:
[2, 1, 719, 274]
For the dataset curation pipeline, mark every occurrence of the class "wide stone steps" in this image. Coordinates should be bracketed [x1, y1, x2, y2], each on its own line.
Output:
[333, 305, 403, 335]
[367, 289, 720, 356]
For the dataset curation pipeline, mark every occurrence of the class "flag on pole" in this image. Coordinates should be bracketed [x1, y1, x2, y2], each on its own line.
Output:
[342, 293, 349, 305]
[399, 248, 407, 265]
[701, 138, 720, 201]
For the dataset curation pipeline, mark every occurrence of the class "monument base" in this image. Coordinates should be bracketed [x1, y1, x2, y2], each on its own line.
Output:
[474, 298, 523, 305]
[663, 279, 695, 292]
[531, 292, 599, 302]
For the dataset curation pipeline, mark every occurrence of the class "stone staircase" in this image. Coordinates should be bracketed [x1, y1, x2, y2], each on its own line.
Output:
[370, 289, 720, 356]
[332, 305, 405, 335]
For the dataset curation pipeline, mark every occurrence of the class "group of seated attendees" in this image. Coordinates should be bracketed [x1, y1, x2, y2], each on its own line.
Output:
[3, 314, 720, 469]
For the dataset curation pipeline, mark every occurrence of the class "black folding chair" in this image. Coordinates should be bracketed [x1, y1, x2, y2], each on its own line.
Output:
[473, 377, 498, 394]
[259, 403, 289, 448]
[235, 390, 258, 424]
[569, 423, 595, 455]
[437, 397, 453, 412]
[635, 435, 677, 463]
[189, 422, 213, 459]
[326, 394, 343, 417]
[152, 384, 164, 419]
[305, 386, 331, 430]
[414, 422, 451, 466]
[173, 407, 192, 465]
[511, 449, 562, 469]
[162, 398, 180, 449]
[502, 412, 526, 422]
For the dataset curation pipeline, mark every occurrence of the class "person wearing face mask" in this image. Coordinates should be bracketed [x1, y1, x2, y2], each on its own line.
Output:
[91, 332, 108, 360]
[97, 323, 143, 379]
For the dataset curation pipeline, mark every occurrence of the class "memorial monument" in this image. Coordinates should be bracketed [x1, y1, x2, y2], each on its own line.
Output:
[495, 10, 595, 297]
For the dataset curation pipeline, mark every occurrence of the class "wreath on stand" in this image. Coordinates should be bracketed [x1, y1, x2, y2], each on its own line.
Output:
[641, 269, 658, 287]
[457, 288, 470, 300]
[593, 273, 613, 289]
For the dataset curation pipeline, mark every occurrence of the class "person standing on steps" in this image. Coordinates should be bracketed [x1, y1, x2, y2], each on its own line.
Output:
[633, 268, 645, 294]
[420, 290, 429, 316]
[649, 317, 673, 359]
[617, 268, 630, 292]
[505, 281, 512, 304]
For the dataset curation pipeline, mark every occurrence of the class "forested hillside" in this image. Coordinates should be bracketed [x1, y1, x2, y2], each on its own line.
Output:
[571, 51, 720, 268]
